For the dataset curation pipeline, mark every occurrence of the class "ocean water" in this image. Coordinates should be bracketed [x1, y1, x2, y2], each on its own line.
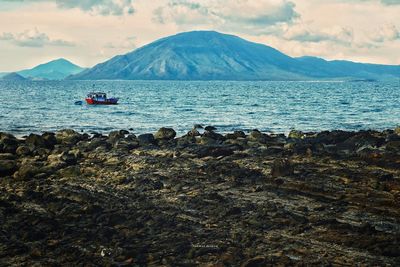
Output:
[0, 80, 399, 136]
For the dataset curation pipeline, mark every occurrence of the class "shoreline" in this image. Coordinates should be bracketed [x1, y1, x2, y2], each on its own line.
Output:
[1, 127, 400, 265]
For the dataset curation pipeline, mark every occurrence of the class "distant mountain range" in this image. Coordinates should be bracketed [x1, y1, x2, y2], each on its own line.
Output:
[1, 72, 27, 81]
[1, 58, 85, 80]
[70, 31, 400, 81]
[2, 31, 400, 81]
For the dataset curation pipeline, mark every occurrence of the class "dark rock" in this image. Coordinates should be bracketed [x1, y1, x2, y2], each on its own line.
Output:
[241, 256, 266, 267]
[271, 158, 294, 177]
[60, 152, 77, 165]
[386, 141, 400, 152]
[14, 162, 43, 180]
[108, 130, 126, 144]
[226, 131, 246, 140]
[154, 127, 176, 140]
[0, 137, 19, 153]
[195, 145, 235, 158]
[204, 126, 217, 132]
[0, 160, 17, 176]
[137, 134, 155, 145]
[25, 134, 46, 148]
[16, 145, 31, 156]
[56, 129, 82, 145]
[288, 130, 305, 139]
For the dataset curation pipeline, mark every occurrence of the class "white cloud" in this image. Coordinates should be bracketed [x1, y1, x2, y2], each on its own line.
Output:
[369, 24, 400, 42]
[55, 0, 135, 16]
[0, 28, 74, 47]
[283, 25, 354, 45]
[153, 0, 300, 33]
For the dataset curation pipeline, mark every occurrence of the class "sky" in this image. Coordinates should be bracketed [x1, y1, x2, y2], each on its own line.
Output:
[0, 0, 399, 71]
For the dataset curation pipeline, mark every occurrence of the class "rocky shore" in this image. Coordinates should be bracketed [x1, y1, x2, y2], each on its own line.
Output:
[1, 127, 400, 266]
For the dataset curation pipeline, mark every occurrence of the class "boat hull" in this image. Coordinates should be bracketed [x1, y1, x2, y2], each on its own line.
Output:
[85, 98, 118, 105]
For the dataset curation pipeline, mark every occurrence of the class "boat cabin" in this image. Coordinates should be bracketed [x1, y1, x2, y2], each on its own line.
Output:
[87, 92, 107, 100]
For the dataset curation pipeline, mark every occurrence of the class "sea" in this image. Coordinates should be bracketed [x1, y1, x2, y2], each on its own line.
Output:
[0, 80, 399, 136]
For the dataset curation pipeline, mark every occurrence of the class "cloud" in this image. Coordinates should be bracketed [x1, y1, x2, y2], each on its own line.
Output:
[369, 24, 400, 42]
[0, 28, 75, 47]
[104, 36, 136, 49]
[282, 25, 354, 45]
[55, 0, 135, 16]
[153, 0, 299, 33]
[0, 0, 135, 16]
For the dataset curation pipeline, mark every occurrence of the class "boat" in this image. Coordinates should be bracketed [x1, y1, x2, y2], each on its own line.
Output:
[85, 92, 118, 105]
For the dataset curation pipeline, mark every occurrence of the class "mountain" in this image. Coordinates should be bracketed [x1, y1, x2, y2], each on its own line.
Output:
[18, 58, 85, 80]
[69, 31, 400, 81]
[2, 72, 28, 81]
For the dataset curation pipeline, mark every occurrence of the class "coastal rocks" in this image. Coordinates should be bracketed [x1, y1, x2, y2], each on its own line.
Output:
[395, 126, 400, 135]
[1, 128, 400, 266]
[271, 158, 294, 177]
[154, 127, 176, 140]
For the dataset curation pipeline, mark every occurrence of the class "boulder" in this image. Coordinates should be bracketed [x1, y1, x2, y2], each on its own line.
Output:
[154, 127, 176, 140]
[226, 131, 246, 140]
[55, 129, 82, 145]
[248, 130, 269, 144]
[25, 134, 46, 148]
[271, 158, 294, 177]
[108, 130, 126, 144]
[14, 162, 43, 180]
[0, 160, 17, 176]
[288, 130, 305, 139]
[0, 137, 19, 153]
[386, 141, 400, 152]
[137, 134, 155, 145]
[395, 126, 400, 135]
[16, 145, 31, 156]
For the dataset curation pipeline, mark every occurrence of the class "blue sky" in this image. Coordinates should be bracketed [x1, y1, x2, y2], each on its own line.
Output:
[0, 0, 399, 71]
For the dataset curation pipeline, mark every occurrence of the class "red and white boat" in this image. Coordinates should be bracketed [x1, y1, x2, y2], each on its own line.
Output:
[85, 92, 118, 105]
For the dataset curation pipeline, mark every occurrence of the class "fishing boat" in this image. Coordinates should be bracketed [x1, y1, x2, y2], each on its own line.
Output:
[85, 92, 118, 105]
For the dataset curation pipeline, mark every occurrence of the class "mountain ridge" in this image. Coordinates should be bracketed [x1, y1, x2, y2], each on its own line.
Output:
[18, 58, 85, 80]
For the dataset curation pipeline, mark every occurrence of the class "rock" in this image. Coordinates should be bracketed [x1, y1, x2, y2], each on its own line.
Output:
[204, 126, 217, 132]
[198, 136, 219, 146]
[55, 129, 82, 145]
[0, 160, 17, 176]
[16, 146, 31, 156]
[42, 132, 57, 148]
[195, 145, 235, 158]
[25, 134, 46, 148]
[248, 130, 269, 144]
[137, 134, 155, 145]
[0, 137, 19, 153]
[288, 130, 305, 139]
[386, 141, 400, 152]
[14, 162, 43, 180]
[241, 256, 266, 267]
[0, 153, 16, 160]
[226, 131, 246, 140]
[60, 152, 77, 165]
[271, 158, 294, 177]
[108, 130, 126, 144]
[395, 126, 400, 135]
[202, 130, 225, 141]
[58, 166, 81, 177]
[154, 127, 176, 140]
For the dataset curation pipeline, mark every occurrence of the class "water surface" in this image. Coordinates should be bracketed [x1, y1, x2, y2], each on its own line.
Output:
[0, 80, 399, 136]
